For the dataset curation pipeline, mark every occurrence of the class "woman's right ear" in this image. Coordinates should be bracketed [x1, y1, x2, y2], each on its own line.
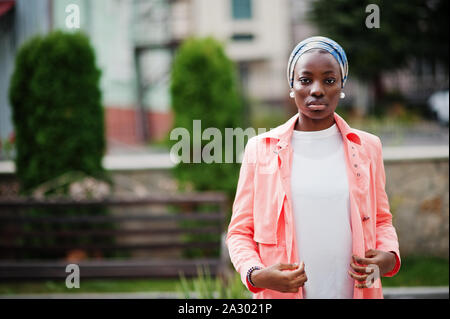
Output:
[289, 91, 295, 98]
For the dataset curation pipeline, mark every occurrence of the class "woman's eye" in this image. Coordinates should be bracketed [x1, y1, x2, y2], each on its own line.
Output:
[299, 78, 311, 84]
[325, 78, 336, 84]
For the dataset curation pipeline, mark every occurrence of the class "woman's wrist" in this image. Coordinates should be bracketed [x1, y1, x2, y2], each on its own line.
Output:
[247, 266, 263, 288]
[386, 251, 397, 273]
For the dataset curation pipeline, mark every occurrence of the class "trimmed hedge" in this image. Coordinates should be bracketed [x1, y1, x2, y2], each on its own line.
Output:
[9, 31, 107, 195]
[170, 37, 245, 259]
[170, 37, 244, 200]
[7, 31, 113, 260]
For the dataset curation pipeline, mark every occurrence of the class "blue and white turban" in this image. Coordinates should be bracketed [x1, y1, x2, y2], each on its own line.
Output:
[287, 36, 348, 89]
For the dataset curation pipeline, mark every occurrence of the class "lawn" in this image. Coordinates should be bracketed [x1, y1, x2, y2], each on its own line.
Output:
[0, 255, 447, 295]
[0, 278, 179, 295]
[381, 255, 449, 287]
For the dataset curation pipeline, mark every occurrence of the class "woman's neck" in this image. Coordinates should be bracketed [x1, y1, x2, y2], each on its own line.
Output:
[294, 113, 335, 132]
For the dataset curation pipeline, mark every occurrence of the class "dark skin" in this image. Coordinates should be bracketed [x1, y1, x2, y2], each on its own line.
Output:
[252, 262, 307, 293]
[292, 49, 341, 132]
[251, 50, 396, 292]
[349, 249, 397, 288]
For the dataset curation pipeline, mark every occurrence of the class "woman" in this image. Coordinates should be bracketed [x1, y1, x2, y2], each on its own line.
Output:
[226, 36, 400, 299]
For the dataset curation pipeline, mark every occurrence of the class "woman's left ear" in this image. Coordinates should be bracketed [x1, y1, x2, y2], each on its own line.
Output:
[340, 92, 346, 99]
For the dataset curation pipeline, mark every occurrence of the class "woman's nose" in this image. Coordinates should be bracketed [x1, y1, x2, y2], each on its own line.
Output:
[310, 81, 324, 97]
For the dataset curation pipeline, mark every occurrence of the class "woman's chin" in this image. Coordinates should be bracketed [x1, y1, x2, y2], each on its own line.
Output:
[299, 107, 334, 119]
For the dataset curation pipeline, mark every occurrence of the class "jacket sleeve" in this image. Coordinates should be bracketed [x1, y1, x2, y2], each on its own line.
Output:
[226, 137, 265, 293]
[374, 137, 401, 277]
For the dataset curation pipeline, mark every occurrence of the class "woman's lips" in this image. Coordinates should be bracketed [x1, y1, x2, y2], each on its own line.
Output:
[307, 104, 327, 111]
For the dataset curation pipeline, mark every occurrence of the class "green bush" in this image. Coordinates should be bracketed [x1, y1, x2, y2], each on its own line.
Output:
[9, 31, 108, 195]
[170, 37, 244, 260]
[7, 31, 113, 259]
[170, 37, 244, 200]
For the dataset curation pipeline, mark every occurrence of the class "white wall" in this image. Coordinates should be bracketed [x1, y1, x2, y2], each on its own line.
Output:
[0, 0, 51, 141]
[191, 0, 291, 102]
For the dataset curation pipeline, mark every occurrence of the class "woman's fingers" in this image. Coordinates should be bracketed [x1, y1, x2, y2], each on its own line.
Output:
[355, 282, 371, 289]
[354, 274, 375, 288]
[277, 262, 299, 271]
[349, 260, 372, 283]
[352, 254, 373, 266]
[350, 262, 373, 274]
[278, 261, 307, 293]
[365, 249, 378, 258]
[290, 261, 305, 276]
[350, 254, 380, 288]
[288, 263, 307, 291]
[292, 273, 308, 287]
[348, 269, 376, 288]
[348, 270, 368, 282]
[283, 274, 307, 293]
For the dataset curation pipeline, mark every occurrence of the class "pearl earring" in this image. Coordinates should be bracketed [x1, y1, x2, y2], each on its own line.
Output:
[340, 92, 346, 99]
[289, 91, 295, 98]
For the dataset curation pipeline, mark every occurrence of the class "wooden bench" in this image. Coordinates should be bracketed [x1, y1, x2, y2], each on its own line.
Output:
[0, 193, 228, 281]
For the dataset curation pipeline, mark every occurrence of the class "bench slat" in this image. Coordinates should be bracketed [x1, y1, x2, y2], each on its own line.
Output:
[0, 193, 228, 280]
[0, 258, 221, 279]
[0, 194, 227, 208]
[0, 212, 223, 223]
[0, 241, 220, 252]
[0, 226, 220, 238]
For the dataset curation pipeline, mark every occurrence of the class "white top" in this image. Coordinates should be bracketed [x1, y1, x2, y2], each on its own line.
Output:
[290, 123, 354, 299]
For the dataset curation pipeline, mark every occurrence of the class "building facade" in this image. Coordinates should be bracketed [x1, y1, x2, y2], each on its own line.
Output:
[1, 0, 446, 148]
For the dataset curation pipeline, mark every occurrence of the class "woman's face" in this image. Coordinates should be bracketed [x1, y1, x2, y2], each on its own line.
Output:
[292, 50, 342, 121]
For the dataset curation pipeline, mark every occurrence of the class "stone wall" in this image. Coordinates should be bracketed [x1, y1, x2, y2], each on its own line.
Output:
[107, 161, 449, 259]
[104, 161, 450, 259]
[384, 158, 449, 258]
[1, 158, 448, 259]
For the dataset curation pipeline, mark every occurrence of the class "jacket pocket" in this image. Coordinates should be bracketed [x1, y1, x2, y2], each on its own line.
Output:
[253, 189, 286, 245]
[253, 214, 277, 245]
[257, 243, 287, 267]
[254, 194, 287, 267]
[256, 138, 279, 174]
[257, 156, 278, 174]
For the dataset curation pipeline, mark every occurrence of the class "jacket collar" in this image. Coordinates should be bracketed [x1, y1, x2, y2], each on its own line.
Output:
[262, 112, 362, 148]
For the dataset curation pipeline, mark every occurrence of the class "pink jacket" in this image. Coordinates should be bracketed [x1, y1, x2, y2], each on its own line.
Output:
[226, 112, 401, 299]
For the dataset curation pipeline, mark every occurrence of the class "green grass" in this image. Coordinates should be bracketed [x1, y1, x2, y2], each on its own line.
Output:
[382, 255, 449, 287]
[0, 256, 447, 295]
[0, 278, 178, 295]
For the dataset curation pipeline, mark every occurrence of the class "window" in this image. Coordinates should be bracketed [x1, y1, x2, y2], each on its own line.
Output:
[231, 33, 254, 41]
[231, 0, 252, 20]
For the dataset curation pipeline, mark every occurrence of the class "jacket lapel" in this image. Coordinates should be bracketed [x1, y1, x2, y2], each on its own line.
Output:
[334, 113, 367, 266]
[262, 114, 298, 263]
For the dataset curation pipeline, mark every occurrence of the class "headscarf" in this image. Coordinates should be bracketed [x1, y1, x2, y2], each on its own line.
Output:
[287, 36, 348, 89]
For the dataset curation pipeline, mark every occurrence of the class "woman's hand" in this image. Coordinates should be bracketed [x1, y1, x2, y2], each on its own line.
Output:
[348, 249, 397, 288]
[251, 262, 307, 293]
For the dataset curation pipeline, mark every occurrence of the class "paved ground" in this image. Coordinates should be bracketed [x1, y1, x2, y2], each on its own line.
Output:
[1, 143, 447, 174]
[1, 286, 448, 299]
[382, 286, 449, 299]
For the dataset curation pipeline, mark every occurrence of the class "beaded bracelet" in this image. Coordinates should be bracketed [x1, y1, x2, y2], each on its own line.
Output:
[247, 266, 262, 287]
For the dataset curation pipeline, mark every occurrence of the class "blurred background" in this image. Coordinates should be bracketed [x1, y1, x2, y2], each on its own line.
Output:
[0, 0, 448, 299]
